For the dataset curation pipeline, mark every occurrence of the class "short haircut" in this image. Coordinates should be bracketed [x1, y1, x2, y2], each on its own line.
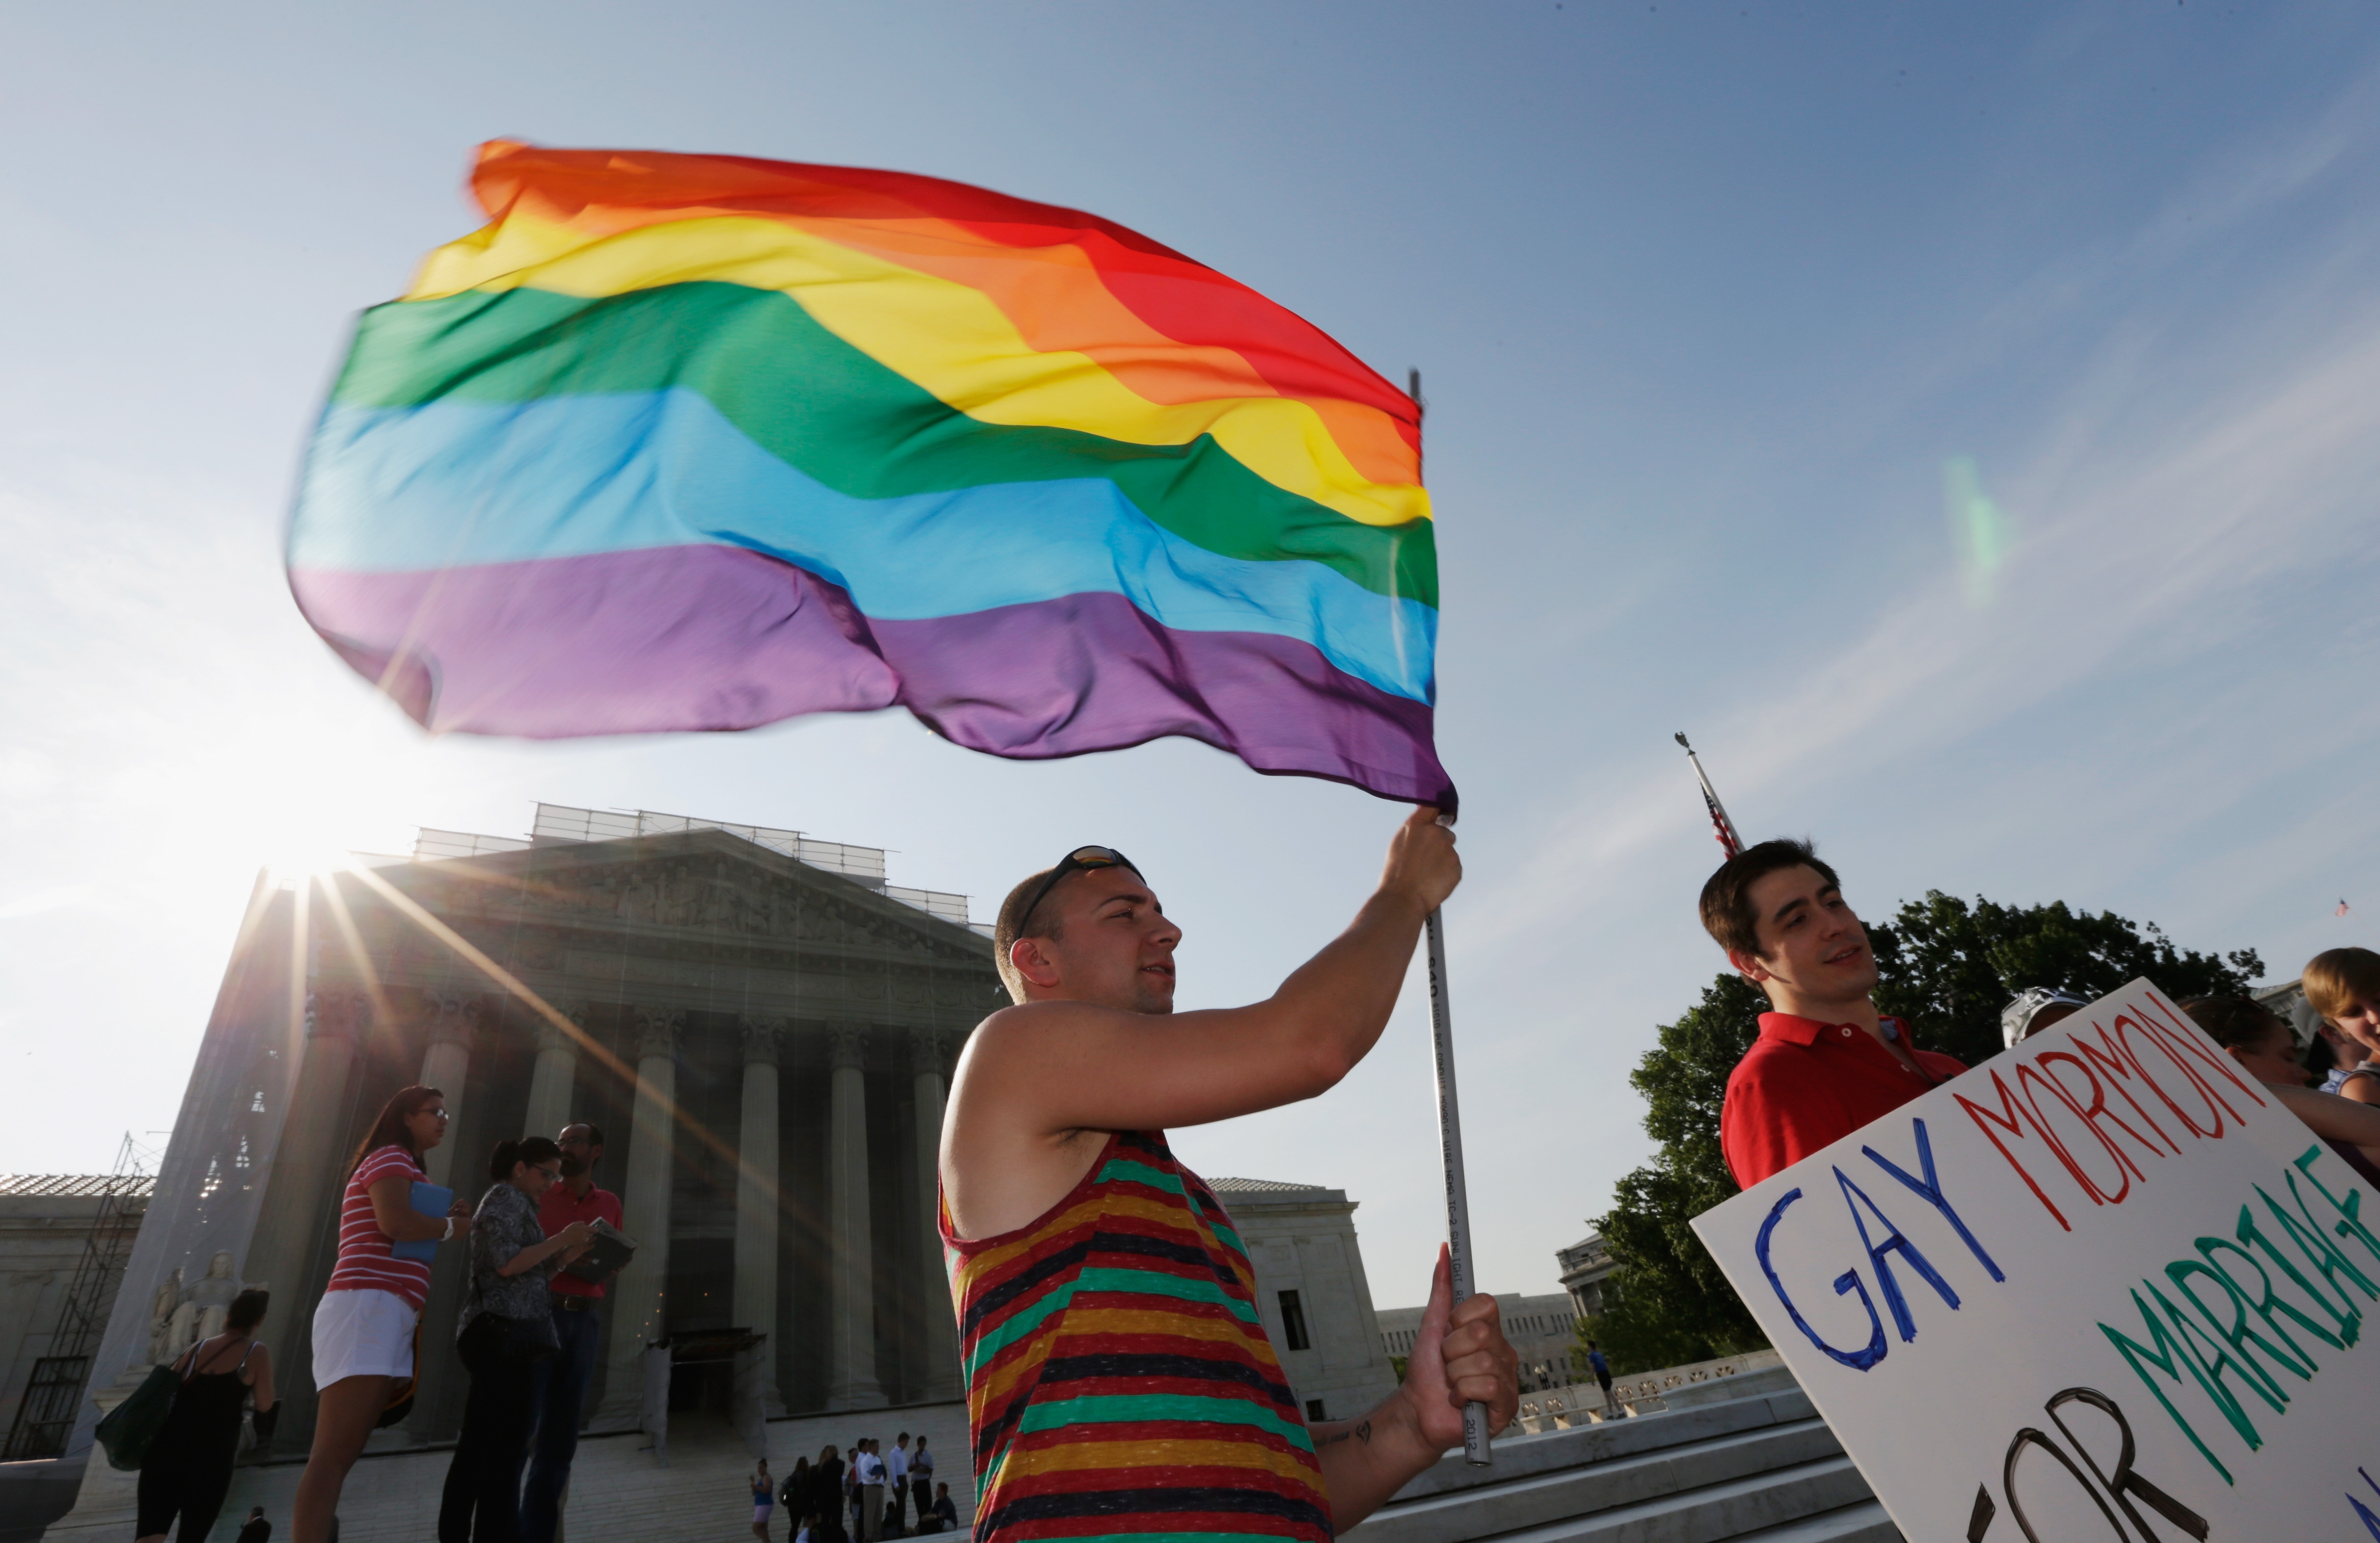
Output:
[993, 867, 1064, 1005]
[1698, 839, 1841, 959]
[226, 1288, 270, 1331]
[564, 1121, 606, 1148]
[2181, 996, 2293, 1051]
[2303, 948, 2380, 1019]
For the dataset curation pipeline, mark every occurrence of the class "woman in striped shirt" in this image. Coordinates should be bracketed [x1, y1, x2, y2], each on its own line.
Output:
[292, 1085, 471, 1543]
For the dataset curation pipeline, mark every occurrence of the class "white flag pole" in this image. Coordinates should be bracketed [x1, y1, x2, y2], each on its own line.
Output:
[1424, 900, 1491, 1466]
[1409, 366, 1490, 1466]
[1675, 732, 1745, 857]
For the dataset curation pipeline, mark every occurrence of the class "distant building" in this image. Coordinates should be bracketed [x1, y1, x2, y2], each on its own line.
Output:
[1378, 1291, 1582, 1392]
[54, 800, 1001, 1499]
[0, 1176, 153, 1454]
[0, 1173, 153, 1539]
[1208, 1178, 1399, 1424]
[1557, 1231, 1617, 1319]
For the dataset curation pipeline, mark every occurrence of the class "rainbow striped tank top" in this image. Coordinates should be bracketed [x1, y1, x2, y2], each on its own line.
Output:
[941, 1130, 1333, 1543]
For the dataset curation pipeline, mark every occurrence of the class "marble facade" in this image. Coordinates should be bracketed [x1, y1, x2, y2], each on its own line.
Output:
[62, 810, 1001, 1474]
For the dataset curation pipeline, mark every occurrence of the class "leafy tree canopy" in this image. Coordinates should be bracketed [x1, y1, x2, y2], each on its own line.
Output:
[1870, 893, 2263, 1066]
[1578, 890, 2263, 1375]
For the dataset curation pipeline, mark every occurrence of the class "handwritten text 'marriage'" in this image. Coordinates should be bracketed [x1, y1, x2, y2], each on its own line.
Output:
[1957, 995, 2269, 1231]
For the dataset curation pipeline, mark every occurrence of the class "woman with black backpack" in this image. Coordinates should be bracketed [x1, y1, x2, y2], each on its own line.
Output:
[135, 1288, 276, 1543]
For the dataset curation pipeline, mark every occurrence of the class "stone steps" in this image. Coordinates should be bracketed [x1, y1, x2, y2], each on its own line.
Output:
[1733, 1501, 1901, 1543]
[1346, 1386, 1905, 1543]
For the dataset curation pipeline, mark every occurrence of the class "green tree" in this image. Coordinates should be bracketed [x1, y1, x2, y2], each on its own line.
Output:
[1870, 894, 2263, 1066]
[1582, 973, 1772, 1373]
[1584, 892, 2262, 1374]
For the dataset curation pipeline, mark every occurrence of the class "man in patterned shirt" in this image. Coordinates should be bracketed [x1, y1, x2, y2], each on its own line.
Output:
[941, 807, 1518, 1543]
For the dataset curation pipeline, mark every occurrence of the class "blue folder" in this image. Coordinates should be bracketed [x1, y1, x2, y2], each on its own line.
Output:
[391, 1181, 455, 1262]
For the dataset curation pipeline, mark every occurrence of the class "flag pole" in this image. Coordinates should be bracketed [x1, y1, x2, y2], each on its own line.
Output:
[1675, 732, 1745, 858]
[1410, 366, 1490, 1467]
[1425, 899, 1491, 1466]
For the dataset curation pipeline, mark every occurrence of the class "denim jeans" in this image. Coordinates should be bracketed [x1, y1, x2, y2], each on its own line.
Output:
[518, 1304, 602, 1543]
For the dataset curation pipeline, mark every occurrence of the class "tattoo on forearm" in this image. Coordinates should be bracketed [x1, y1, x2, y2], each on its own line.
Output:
[1313, 1419, 1373, 1449]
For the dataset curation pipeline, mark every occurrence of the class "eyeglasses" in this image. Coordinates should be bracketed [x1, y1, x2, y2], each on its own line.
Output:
[424, 1108, 450, 1120]
[1014, 846, 1141, 933]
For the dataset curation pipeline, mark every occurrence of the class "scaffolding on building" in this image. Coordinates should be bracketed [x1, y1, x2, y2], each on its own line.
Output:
[2, 1133, 158, 1460]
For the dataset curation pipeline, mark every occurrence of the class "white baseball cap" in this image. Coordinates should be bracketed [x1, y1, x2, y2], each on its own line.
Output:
[2001, 987, 2088, 1049]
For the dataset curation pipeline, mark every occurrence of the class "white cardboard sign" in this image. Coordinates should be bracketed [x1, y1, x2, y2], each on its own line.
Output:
[1691, 978, 2380, 1541]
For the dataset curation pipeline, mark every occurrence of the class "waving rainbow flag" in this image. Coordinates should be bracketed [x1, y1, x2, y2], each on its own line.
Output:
[289, 142, 1449, 805]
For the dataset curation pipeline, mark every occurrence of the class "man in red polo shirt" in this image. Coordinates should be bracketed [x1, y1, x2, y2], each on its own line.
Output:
[1702, 840, 1967, 1189]
[522, 1121, 624, 1543]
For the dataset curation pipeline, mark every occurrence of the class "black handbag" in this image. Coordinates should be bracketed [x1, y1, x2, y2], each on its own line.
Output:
[94, 1364, 180, 1471]
[497, 1310, 560, 1363]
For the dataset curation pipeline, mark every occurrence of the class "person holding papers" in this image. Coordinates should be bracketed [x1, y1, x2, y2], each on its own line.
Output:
[293, 1087, 470, 1543]
[1701, 841, 1969, 1189]
[439, 1137, 592, 1543]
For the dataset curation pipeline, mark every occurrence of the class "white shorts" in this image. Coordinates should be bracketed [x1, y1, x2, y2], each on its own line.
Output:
[311, 1287, 420, 1388]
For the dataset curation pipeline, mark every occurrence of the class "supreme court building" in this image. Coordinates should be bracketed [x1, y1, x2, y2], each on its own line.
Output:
[77, 804, 1004, 1459]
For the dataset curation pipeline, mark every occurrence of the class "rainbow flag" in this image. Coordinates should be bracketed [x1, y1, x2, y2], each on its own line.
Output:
[288, 142, 1449, 806]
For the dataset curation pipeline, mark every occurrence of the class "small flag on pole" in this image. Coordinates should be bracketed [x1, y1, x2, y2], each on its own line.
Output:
[1675, 733, 1743, 860]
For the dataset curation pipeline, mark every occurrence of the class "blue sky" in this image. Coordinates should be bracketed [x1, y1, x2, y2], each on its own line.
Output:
[5, 2, 2379, 1304]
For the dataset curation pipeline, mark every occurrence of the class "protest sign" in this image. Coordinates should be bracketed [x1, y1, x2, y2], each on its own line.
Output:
[1692, 979, 2380, 1540]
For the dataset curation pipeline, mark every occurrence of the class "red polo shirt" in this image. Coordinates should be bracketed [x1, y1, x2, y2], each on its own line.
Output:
[1720, 1013, 1967, 1190]
[539, 1181, 623, 1299]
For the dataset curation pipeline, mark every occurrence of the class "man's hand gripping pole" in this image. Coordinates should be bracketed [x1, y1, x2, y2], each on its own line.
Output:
[1424, 809, 1490, 1467]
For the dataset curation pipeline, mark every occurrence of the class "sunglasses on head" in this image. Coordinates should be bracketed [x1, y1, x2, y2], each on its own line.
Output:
[1015, 846, 1142, 932]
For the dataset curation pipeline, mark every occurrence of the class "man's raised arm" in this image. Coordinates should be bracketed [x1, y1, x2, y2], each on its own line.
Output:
[968, 808, 1453, 1127]
[943, 807, 1458, 1237]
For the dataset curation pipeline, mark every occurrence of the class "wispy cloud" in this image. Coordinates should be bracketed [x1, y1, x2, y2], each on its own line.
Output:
[1469, 94, 2380, 955]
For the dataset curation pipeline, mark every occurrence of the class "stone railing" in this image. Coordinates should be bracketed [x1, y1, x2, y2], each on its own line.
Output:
[1513, 1347, 1785, 1432]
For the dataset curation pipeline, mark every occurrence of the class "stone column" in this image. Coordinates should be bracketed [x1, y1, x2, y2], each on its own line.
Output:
[416, 994, 482, 1189]
[910, 1031, 963, 1403]
[522, 1005, 588, 1141]
[734, 1018, 784, 1414]
[825, 1025, 886, 1410]
[597, 1007, 681, 1427]
[243, 988, 364, 1423]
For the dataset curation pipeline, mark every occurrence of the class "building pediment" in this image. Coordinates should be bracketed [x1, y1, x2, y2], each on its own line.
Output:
[384, 827, 992, 963]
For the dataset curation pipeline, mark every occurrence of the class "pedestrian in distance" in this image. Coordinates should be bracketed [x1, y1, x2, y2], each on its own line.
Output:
[292, 1086, 471, 1543]
[927, 1486, 957, 1535]
[779, 1455, 812, 1535]
[436, 1138, 592, 1543]
[750, 1458, 776, 1543]
[810, 1445, 846, 1543]
[236, 1508, 271, 1543]
[521, 1122, 623, 1543]
[884, 1433, 910, 1536]
[906, 1435, 931, 1529]
[135, 1289, 277, 1543]
[853, 1437, 886, 1543]
[1583, 1340, 1621, 1419]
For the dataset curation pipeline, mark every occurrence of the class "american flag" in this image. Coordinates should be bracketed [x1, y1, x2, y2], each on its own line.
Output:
[2341, 899, 2354, 918]
[1701, 783, 1741, 860]
[1676, 733, 1744, 860]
